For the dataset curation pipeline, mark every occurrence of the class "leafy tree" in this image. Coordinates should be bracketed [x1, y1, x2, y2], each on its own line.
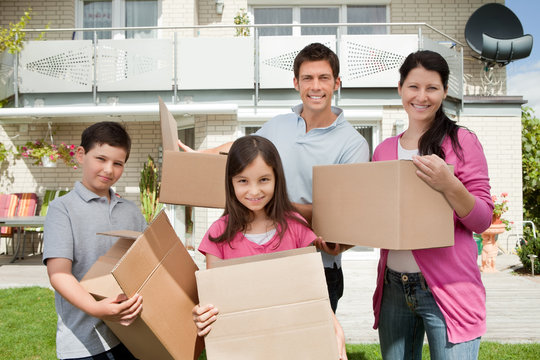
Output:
[522, 107, 540, 235]
[0, 8, 32, 54]
[518, 107, 540, 272]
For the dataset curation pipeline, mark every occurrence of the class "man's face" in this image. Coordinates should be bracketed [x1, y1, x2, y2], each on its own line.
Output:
[294, 60, 340, 116]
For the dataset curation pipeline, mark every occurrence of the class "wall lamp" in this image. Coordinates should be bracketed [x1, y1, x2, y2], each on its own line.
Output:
[216, 0, 224, 15]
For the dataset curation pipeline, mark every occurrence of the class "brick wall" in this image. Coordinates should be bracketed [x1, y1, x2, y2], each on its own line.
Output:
[389, 0, 506, 96]
[0, 0, 74, 41]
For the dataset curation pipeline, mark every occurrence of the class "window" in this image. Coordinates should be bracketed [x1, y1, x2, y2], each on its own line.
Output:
[79, 0, 158, 40]
[252, 5, 387, 36]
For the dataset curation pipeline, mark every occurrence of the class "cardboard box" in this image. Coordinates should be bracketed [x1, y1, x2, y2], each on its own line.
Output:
[158, 98, 227, 208]
[81, 211, 204, 360]
[312, 160, 454, 250]
[195, 247, 339, 360]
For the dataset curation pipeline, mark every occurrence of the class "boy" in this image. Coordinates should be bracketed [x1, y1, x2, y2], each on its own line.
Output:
[43, 122, 146, 360]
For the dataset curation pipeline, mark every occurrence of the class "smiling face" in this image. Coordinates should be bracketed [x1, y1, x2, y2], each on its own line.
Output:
[232, 154, 275, 218]
[294, 60, 340, 118]
[398, 66, 448, 128]
[76, 143, 127, 199]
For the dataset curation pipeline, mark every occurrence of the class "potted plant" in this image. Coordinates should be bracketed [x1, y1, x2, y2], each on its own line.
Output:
[491, 192, 512, 231]
[0, 142, 11, 164]
[18, 140, 77, 168]
[139, 155, 164, 222]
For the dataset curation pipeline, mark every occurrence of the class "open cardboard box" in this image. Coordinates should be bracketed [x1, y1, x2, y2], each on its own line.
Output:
[312, 160, 454, 250]
[195, 247, 339, 360]
[158, 98, 227, 208]
[80, 211, 204, 360]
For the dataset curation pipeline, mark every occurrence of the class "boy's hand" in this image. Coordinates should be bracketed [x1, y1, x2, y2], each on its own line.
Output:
[192, 304, 219, 337]
[95, 293, 143, 326]
[313, 237, 353, 256]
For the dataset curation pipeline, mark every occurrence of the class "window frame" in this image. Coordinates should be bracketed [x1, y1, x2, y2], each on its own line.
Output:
[75, 0, 162, 40]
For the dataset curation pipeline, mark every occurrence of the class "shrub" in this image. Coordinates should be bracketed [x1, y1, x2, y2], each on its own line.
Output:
[517, 236, 540, 274]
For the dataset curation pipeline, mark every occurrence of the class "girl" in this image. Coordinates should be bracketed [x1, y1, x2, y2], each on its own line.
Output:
[193, 135, 347, 359]
[372, 50, 494, 359]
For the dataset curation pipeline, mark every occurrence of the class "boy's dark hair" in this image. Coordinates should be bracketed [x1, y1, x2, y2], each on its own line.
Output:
[80, 121, 131, 161]
[399, 50, 464, 161]
[293, 42, 340, 79]
[210, 135, 308, 246]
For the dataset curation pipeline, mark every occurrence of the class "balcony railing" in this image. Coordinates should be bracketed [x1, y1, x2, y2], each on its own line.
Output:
[0, 23, 463, 108]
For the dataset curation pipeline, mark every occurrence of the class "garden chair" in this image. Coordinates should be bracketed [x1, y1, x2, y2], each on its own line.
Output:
[0, 194, 19, 254]
[12, 193, 38, 258]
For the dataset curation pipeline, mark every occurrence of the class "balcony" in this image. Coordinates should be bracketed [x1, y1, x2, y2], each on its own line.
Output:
[0, 23, 463, 115]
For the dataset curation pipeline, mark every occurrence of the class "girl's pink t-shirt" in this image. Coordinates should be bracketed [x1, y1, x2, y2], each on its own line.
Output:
[199, 213, 316, 260]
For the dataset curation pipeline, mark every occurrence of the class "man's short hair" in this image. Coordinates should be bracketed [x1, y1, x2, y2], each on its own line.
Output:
[80, 121, 131, 161]
[293, 43, 340, 79]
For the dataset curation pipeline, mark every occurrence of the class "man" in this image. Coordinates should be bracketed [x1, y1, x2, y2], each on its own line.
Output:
[179, 43, 370, 312]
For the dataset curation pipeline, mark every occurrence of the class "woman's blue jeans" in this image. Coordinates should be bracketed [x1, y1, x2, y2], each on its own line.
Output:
[378, 268, 480, 360]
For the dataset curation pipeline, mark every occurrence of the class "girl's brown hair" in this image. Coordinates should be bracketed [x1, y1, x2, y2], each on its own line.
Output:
[210, 135, 308, 246]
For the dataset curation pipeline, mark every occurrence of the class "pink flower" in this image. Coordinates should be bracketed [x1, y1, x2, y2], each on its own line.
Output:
[70, 144, 75, 150]
[69, 151, 75, 156]
[49, 155, 54, 160]
[491, 195, 497, 202]
[502, 192, 508, 197]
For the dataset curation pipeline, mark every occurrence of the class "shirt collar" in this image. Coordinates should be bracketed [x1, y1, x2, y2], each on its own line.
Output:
[291, 104, 345, 130]
[74, 181, 122, 204]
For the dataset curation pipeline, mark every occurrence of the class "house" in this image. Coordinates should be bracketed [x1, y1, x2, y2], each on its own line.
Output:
[0, 0, 524, 259]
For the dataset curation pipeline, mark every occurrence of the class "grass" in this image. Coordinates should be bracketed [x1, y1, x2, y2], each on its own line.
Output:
[1, 287, 540, 360]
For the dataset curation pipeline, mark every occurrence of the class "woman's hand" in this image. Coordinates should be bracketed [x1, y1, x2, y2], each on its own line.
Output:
[412, 154, 456, 192]
[412, 154, 475, 218]
[178, 139, 195, 152]
[192, 304, 219, 337]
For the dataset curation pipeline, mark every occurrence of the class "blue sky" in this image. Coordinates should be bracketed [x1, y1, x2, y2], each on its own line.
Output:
[505, 0, 539, 114]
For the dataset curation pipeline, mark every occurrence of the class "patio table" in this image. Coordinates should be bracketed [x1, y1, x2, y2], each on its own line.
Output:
[0, 216, 45, 263]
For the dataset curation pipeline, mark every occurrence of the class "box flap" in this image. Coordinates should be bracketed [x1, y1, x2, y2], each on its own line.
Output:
[97, 230, 141, 239]
[160, 151, 227, 208]
[159, 97, 180, 152]
[112, 210, 204, 360]
[196, 251, 339, 359]
[211, 246, 315, 268]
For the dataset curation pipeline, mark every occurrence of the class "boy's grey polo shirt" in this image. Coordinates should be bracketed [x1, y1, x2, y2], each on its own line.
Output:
[43, 181, 146, 359]
[256, 104, 370, 268]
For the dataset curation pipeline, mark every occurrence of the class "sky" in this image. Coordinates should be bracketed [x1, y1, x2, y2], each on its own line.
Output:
[505, 0, 540, 114]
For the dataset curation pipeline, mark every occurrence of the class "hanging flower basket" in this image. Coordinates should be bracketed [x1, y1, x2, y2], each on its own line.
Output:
[18, 140, 78, 168]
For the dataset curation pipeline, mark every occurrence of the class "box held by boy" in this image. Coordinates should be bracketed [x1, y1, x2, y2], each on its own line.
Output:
[312, 160, 454, 250]
[196, 247, 340, 360]
[158, 97, 227, 208]
[80, 211, 204, 360]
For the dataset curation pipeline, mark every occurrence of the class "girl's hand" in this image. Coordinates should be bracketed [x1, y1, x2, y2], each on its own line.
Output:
[412, 154, 456, 193]
[313, 237, 342, 256]
[94, 293, 143, 326]
[192, 304, 219, 337]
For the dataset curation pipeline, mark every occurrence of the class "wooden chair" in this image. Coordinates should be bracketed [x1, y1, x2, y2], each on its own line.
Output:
[0, 194, 19, 254]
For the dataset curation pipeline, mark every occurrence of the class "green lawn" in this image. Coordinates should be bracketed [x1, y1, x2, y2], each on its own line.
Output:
[1, 287, 539, 360]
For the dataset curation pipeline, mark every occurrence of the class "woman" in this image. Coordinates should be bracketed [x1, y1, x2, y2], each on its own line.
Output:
[372, 50, 494, 359]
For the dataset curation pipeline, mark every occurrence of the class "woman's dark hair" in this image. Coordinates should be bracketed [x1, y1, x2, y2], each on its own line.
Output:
[210, 135, 308, 246]
[399, 50, 463, 160]
[80, 121, 131, 161]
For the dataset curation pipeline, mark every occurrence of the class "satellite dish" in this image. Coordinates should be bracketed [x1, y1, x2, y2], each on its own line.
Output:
[465, 3, 533, 66]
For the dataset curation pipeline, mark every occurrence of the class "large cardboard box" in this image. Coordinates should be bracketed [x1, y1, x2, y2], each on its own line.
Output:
[312, 160, 454, 250]
[158, 98, 227, 208]
[195, 247, 339, 360]
[80, 211, 204, 360]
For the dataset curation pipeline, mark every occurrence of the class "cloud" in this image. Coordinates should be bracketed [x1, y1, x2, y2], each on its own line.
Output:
[507, 65, 540, 114]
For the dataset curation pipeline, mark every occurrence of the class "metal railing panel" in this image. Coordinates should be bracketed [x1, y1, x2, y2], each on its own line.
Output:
[177, 37, 254, 90]
[97, 39, 173, 91]
[422, 36, 463, 100]
[340, 34, 418, 87]
[258, 35, 336, 89]
[19, 40, 93, 93]
[0, 52, 14, 100]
